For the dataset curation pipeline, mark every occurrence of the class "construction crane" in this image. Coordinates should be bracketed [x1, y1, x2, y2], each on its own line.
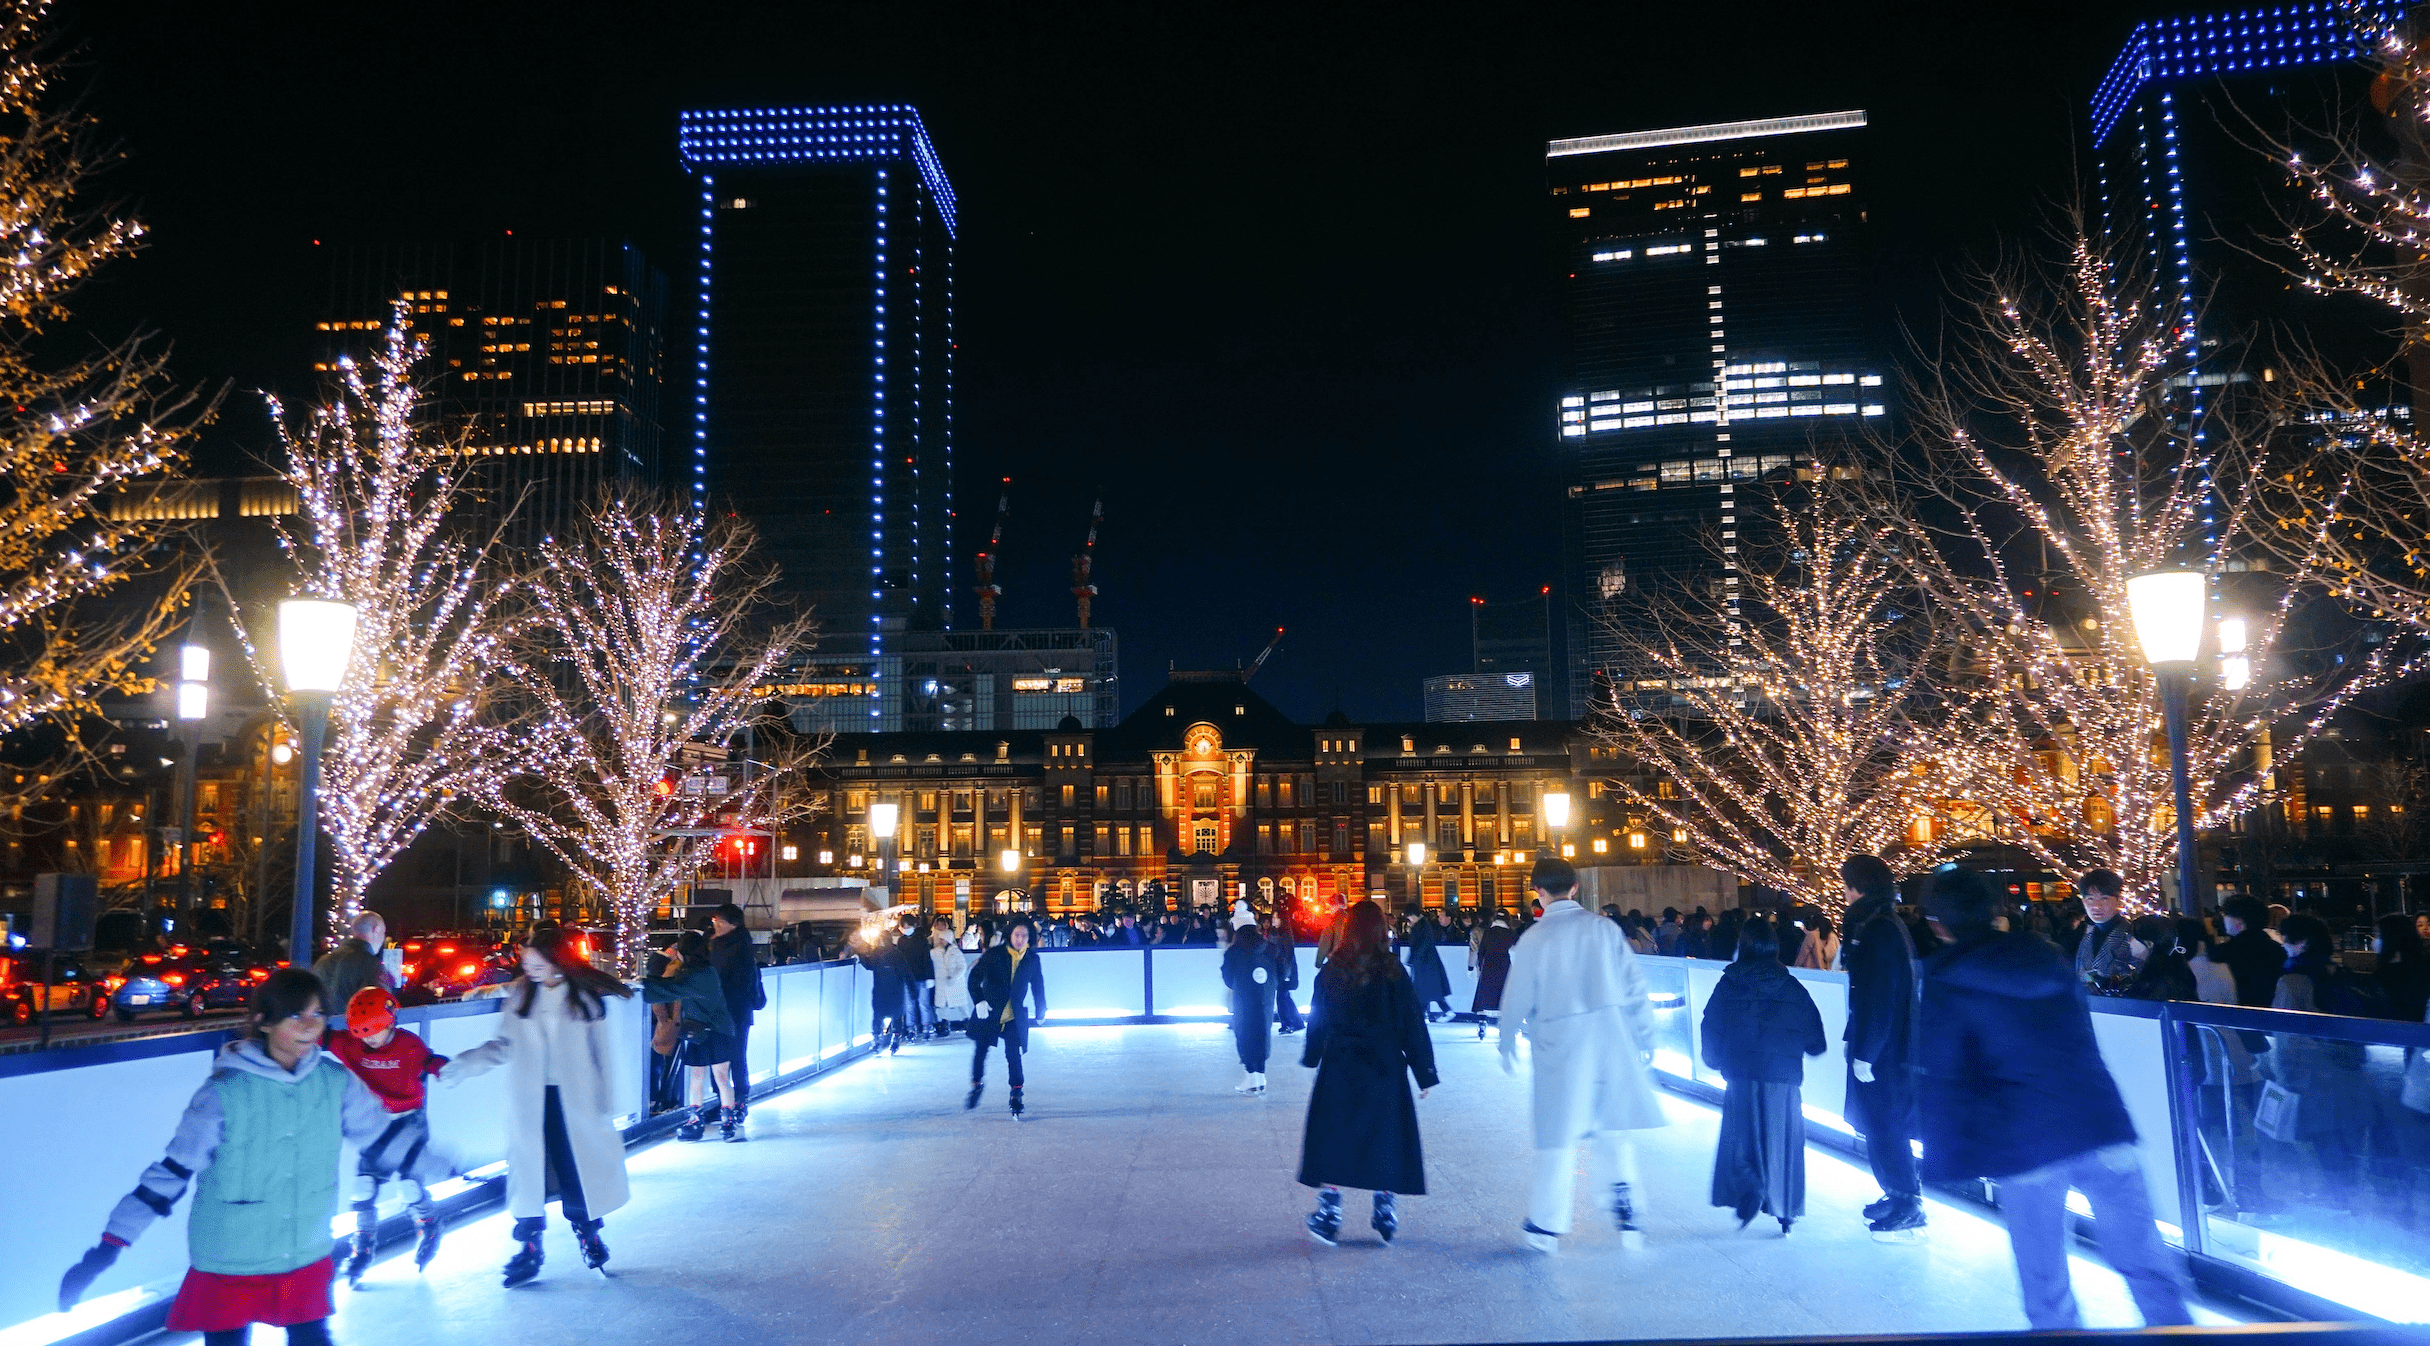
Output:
[1244, 626, 1284, 682]
[973, 480, 1010, 631]
[1071, 496, 1102, 628]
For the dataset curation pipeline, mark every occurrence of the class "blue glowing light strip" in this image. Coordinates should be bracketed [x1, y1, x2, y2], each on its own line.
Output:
[2089, 3, 2388, 146]
[873, 171, 889, 671]
[676, 104, 958, 238]
[694, 179, 713, 520]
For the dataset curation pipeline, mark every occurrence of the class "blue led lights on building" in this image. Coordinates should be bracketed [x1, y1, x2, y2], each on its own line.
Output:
[677, 106, 958, 677]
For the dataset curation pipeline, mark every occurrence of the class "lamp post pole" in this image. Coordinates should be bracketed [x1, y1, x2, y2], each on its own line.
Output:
[2128, 570, 2207, 916]
[2158, 670, 2201, 917]
[287, 691, 331, 962]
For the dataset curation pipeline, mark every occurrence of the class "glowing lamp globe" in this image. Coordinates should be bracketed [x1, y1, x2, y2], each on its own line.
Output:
[277, 600, 358, 693]
[2125, 571, 2206, 666]
[1544, 791, 1572, 829]
[999, 848, 1020, 873]
[867, 801, 900, 838]
[1405, 842, 1427, 866]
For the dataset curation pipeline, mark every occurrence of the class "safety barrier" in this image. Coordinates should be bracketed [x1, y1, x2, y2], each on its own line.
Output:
[0, 958, 876, 1346]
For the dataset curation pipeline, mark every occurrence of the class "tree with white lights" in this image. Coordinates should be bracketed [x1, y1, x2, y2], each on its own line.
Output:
[1885, 232, 2407, 906]
[1592, 483, 1960, 911]
[0, 0, 213, 773]
[481, 494, 812, 976]
[250, 315, 515, 941]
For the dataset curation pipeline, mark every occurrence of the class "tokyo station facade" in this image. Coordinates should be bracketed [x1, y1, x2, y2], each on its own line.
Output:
[791, 671, 1647, 918]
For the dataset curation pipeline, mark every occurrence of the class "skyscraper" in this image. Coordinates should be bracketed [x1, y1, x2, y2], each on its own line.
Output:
[1548, 112, 1883, 716]
[316, 238, 668, 545]
[677, 105, 958, 661]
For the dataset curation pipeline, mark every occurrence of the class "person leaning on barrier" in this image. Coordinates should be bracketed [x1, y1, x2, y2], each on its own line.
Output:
[1918, 867, 2192, 1332]
[311, 910, 395, 1020]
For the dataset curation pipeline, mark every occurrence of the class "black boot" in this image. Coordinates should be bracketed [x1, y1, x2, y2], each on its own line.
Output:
[1008, 1085, 1025, 1119]
[343, 1229, 374, 1287]
[1372, 1191, 1399, 1244]
[413, 1215, 442, 1271]
[572, 1218, 609, 1275]
[965, 1079, 983, 1110]
[503, 1218, 545, 1288]
[1612, 1181, 1644, 1248]
[720, 1109, 742, 1143]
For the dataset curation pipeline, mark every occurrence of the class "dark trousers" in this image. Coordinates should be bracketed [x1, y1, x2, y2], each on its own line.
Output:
[206, 1324, 332, 1346]
[727, 1021, 752, 1103]
[542, 1085, 590, 1225]
[973, 1028, 1024, 1088]
[1849, 1073, 1921, 1200]
[1277, 990, 1304, 1031]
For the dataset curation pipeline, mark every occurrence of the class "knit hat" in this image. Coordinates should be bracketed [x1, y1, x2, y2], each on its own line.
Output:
[1232, 900, 1258, 929]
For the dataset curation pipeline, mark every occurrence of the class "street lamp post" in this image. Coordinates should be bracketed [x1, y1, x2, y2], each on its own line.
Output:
[278, 600, 358, 962]
[869, 800, 900, 912]
[2128, 570, 2206, 915]
[1543, 789, 1572, 860]
[173, 641, 210, 918]
[1405, 841, 1426, 910]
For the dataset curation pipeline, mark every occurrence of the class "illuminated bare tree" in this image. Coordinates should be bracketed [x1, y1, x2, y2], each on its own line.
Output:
[1887, 231, 2407, 906]
[0, 0, 212, 771]
[481, 494, 813, 976]
[1592, 483, 1960, 910]
[241, 315, 515, 944]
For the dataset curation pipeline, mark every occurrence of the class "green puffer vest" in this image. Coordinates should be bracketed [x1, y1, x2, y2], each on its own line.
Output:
[186, 1056, 348, 1275]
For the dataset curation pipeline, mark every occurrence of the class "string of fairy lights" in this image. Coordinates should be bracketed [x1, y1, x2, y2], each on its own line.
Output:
[474, 499, 804, 977]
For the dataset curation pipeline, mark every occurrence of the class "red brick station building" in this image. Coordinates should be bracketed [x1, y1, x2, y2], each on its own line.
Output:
[789, 671, 1646, 921]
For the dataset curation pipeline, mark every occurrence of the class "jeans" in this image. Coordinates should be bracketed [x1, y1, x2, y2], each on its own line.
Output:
[1997, 1143, 2193, 1330]
[907, 983, 936, 1034]
[726, 1022, 751, 1103]
[973, 1029, 1024, 1089]
[1526, 1133, 1640, 1236]
[542, 1086, 589, 1224]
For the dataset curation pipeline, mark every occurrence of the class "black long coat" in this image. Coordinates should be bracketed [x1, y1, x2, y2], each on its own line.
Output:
[1841, 900, 1918, 1137]
[1405, 919, 1452, 1005]
[1470, 923, 1516, 1012]
[1296, 959, 1439, 1194]
[1221, 930, 1279, 1070]
[1699, 957, 1826, 1083]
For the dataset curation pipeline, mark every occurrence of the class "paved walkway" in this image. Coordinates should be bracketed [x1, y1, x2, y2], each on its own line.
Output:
[309, 1023, 2238, 1346]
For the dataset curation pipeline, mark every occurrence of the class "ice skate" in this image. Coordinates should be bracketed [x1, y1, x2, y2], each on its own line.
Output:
[573, 1218, 610, 1276]
[675, 1105, 706, 1143]
[1869, 1198, 1928, 1244]
[342, 1231, 374, 1287]
[413, 1215, 442, 1271]
[1778, 1217, 1795, 1237]
[1306, 1188, 1342, 1246]
[1008, 1085, 1025, 1120]
[1233, 1070, 1263, 1094]
[1611, 1181, 1644, 1249]
[965, 1080, 983, 1111]
[502, 1220, 545, 1288]
[1862, 1195, 1895, 1223]
[1371, 1191, 1398, 1245]
[1520, 1220, 1560, 1253]
[720, 1110, 744, 1142]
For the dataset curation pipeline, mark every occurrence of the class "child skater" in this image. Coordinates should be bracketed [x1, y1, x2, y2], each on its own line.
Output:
[58, 969, 453, 1344]
[326, 986, 448, 1283]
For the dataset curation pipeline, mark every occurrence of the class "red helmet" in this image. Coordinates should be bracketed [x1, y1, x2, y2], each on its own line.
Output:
[346, 986, 398, 1040]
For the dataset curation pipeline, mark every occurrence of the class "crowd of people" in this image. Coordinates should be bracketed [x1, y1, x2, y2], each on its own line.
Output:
[63, 854, 2430, 1344]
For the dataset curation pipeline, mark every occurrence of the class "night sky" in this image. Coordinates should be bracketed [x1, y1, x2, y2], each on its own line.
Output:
[67, 0, 2141, 723]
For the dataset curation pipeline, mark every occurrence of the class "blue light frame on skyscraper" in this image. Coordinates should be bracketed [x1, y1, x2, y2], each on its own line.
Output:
[677, 104, 958, 681]
[2090, 4, 2388, 146]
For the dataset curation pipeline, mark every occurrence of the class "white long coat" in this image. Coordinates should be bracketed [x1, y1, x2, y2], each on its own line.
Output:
[1498, 899, 1667, 1146]
[443, 978, 631, 1220]
[931, 940, 973, 1016]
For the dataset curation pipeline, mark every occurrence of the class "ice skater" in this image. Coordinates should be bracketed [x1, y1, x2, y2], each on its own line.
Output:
[1498, 858, 1667, 1252]
[1841, 853, 1927, 1242]
[59, 969, 453, 1346]
[639, 930, 742, 1142]
[1222, 905, 1280, 1093]
[326, 986, 450, 1283]
[1298, 900, 1437, 1245]
[1700, 917, 1826, 1235]
[966, 915, 1047, 1118]
[439, 923, 634, 1285]
[1469, 906, 1515, 1040]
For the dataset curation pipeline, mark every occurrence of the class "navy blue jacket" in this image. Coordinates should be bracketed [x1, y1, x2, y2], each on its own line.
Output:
[1918, 932, 2136, 1181]
[1701, 956, 1827, 1083]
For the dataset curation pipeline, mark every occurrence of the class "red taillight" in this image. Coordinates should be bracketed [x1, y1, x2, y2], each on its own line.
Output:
[247, 968, 269, 981]
[437, 945, 455, 955]
[458, 962, 478, 978]
[140, 955, 161, 965]
[162, 973, 185, 987]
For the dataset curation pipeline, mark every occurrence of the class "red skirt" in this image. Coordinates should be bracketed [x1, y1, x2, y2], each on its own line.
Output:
[164, 1257, 334, 1332]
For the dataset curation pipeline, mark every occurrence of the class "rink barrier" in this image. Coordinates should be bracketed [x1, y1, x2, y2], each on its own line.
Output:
[1632, 954, 2430, 1327]
[0, 957, 878, 1346]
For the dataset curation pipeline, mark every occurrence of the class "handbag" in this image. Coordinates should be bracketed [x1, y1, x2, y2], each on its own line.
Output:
[650, 1003, 680, 1056]
[2254, 1079, 2303, 1142]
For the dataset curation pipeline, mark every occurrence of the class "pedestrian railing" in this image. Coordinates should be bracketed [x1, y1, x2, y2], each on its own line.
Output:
[1633, 955, 2430, 1324]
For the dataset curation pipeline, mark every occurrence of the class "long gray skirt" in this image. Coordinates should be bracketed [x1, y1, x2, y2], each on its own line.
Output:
[1710, 1080, 1805, 1219]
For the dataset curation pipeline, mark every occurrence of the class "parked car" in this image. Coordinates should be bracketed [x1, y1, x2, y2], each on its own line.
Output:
[397, 934, 511, 1003]
[101, 949, 199, 1022]
[0, 951, 108, 1025]
[174, 945, 272, 1016]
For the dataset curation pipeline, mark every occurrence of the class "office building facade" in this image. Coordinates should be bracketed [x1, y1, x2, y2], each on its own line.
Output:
[1423, 673, 1539, 722]
[777, 626, 1118, 736]
[317, 239, 667, 546]
[677, 105, 958, 662]
[1548, 111, 1883, 717]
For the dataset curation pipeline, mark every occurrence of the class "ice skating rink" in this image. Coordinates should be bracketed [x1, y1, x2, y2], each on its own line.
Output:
[311, 1023, 2241, 1346]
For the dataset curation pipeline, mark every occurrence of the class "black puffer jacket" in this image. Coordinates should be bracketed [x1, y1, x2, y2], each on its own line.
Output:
[1700, 956, 1826, 1083]
[1919, 931, 2136, 1182]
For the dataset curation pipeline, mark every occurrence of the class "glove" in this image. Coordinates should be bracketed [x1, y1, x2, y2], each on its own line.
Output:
[60, 1240, 120, 1311]
[1852, 1059, 1874, 1083]
[972, 1001, 990, 1019]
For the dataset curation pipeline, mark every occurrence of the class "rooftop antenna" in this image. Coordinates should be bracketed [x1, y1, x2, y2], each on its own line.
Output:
[974, 479, 1009, 630]
[1072, 495, 1102, 628]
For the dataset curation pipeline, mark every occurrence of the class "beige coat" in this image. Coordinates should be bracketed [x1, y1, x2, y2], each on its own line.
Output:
[1499, 899, 1667, 1145]
[442, 978, 630, 1220]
